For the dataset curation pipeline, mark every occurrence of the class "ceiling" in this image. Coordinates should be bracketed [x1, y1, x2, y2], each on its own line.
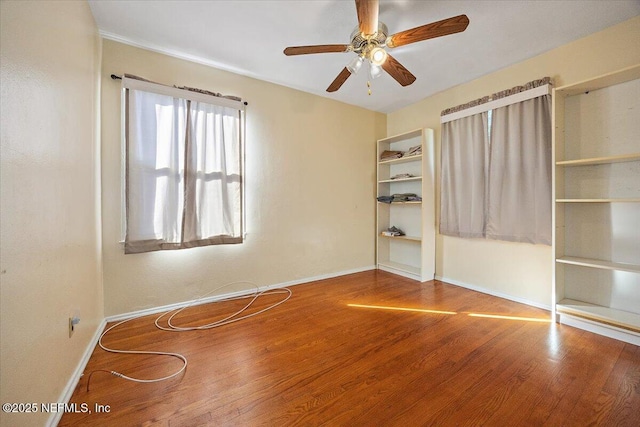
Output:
[88, 0, 640, 113]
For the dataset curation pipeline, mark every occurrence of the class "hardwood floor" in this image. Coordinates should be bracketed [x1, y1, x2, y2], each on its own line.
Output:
[60, 270, 640, 426]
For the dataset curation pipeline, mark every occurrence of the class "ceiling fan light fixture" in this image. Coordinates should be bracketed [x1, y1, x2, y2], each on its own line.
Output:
[369, 47, 387, 66]
[347, 55, 364, 74]
[369, 62, 383, 79]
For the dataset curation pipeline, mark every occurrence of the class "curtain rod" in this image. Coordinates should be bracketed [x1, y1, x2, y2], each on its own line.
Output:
[440, 84, 551, 124]
[441, 77, 551, 118]
[440, 77, 552, 124]
[110, 74, 249, 106]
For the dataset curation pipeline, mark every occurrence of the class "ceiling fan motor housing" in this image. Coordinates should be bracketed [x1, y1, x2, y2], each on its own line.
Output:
[350, 22, 388, 55]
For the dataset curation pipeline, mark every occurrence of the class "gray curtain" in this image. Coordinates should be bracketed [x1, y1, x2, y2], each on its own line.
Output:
[440, 112, 489, 238]
[486, 95, 552, 244]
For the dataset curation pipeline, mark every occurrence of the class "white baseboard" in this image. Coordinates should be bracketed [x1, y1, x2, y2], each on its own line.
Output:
[47, 317, 107, 427]
[377, 264, 421, 282]
[435, 275, 552, 312]
[48, 265, 376, 425]
[106, 265, 376, 322]
[559, 313, 640, 346]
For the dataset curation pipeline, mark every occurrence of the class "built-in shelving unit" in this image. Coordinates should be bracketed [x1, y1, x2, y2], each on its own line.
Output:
[552, 64, 640, 345]
[556, 198, 640, 203]
[377, 176, 423, 184]
[556, 256, 640, 274]
[556, 153, 640, 166]
[376, 128, 435, 281]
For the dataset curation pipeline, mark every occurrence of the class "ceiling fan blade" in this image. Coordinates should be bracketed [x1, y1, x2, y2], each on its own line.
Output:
[355, 0, 379, 36]
[284, 45, 350, 56]
[381, 54, 416, 87]
[327, 67, 352, 92]
[387, 14, 470, 48]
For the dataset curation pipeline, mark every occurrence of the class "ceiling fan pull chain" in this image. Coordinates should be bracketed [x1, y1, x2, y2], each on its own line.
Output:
[367, 80, 372, 96]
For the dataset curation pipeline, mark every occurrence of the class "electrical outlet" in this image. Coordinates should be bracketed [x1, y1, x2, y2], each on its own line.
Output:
[69, 316, 80, 338]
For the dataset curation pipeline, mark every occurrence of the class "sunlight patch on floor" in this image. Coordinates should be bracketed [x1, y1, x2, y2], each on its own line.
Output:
[348, 303, 551, 323]
[347, 304, 457, 315]
[467, 313, 551, 323]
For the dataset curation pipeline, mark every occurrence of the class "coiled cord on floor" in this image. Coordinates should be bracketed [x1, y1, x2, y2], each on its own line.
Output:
[155, 282, 292, 331]
[86, 281, 291, 391]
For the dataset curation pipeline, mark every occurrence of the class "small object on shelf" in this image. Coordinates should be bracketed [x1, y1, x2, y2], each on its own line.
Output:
[377, 193, 421, 203]
[390, 173, 415, 180]
[379, 150, 403, 161]
[392, 193, 417, 202]
[382, 226, 405, 237]
[403, 145, 422, 157]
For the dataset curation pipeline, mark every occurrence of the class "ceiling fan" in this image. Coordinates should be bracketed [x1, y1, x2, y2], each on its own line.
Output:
[283, 0, 469, 93]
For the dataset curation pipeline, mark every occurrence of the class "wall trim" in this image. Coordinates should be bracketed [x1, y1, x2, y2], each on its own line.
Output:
[377, 264, 421, 282]
[100, 30, 253, 78]
[47, 318, 108, 427]
[106, 265, 376, 322]
[559, 314, 640, 346]
[98, 30, 338, 106]
[436, 275, 552, 312]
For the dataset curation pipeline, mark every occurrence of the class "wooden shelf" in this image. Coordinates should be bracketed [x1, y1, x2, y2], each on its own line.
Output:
[378, 154, 422, 165]
[557, 299, 640, 333]
[378, 128, 422, 144]
[379, 234, 421, 242]
[556, 198, 640, 203]
[555, 64, 640, 97]
[377, 201, 422, 205]
[556, 256, 640, 273]
[556, 152, 640, 166]
[378, 176, 422, 184]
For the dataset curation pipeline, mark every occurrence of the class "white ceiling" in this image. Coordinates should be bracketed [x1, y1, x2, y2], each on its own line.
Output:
[88, 0, 640, 113]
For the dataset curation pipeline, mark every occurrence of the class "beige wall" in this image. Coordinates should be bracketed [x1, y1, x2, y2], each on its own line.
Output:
[0, 1, 103, 426]
[387, 16, 640, 308]
[101, 40, 386, 316]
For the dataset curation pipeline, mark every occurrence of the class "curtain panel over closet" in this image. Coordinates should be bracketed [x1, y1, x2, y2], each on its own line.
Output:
[440, 79, 552, 245]
[123, 76, 245, 254]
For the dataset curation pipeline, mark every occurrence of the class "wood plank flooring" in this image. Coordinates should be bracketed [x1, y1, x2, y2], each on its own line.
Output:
[59, 270, 640, 426]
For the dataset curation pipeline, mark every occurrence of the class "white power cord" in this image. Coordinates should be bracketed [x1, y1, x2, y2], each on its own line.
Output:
[86, 281, 291, 391]
[155, 282, 292, 331]
[87, 318, 188, 391]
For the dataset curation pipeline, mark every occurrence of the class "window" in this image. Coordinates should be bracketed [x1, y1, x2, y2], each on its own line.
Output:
[122, 76, 245, 254]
